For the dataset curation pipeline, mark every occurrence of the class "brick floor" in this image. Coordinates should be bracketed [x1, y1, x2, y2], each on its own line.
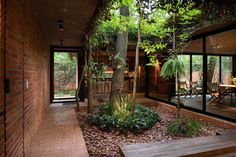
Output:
[25, 103, 89, 157]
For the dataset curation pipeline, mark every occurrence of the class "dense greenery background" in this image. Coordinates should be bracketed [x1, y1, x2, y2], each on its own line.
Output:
[54, 52, 77, 97]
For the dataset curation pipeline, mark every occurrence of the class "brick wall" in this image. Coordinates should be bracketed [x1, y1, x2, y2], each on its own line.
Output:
[4, 0, 50, 156]
[0, 0, 5, 156]
[5, 0, 24, 155]
[23, 0, 50, 148]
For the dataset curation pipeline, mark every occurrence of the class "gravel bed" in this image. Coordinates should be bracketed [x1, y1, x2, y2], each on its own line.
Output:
[78, 105, 227, 157]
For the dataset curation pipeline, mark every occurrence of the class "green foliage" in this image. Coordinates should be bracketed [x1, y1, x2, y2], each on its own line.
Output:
[167, 118, 203, 137]
[160, 56, 185, 79]
[113, 95, 132, 121]
[96, 101, 114, 116]
[88, 114, 117, 131]
[87, 59, 107, 81]
[140, 41, 167, 66]
[55, 91, 64, 97]
[221, 56, 232, 71]
[130, 104, 159, 131]
[54, 52, 77, 96]
[88, 100, 159, 133]
[88, 0, 201, 61]
[140, 1, 201, 65]
[68, 91, 75, 96]
[54, 53, 76, 83]
[192, 55, 203, 72]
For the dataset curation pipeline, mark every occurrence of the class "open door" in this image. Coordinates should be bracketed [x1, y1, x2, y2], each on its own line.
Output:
[53, 52, 78, 102]
[50, 47, 85, 103]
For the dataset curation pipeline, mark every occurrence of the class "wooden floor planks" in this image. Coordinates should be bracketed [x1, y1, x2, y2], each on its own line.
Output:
[120, 130, 236, 157]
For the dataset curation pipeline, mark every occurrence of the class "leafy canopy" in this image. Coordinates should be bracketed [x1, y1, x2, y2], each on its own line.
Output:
[88, 0, 201, 78]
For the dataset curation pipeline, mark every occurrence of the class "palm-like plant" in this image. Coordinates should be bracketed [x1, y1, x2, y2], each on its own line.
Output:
[160, 56, 185, 80]
[160, 55, 185, 118]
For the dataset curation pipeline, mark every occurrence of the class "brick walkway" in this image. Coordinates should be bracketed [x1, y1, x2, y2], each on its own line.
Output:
[25, 103, 89, 157]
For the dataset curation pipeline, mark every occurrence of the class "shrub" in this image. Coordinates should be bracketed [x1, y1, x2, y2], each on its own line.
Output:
[113, 95, 132, 121]
[96, 101, 114, 116]
[87, 114, 117, 131]
[167, 118, 203, 137]
[132, 105, 159, 131]
[87, 101, 159, 133]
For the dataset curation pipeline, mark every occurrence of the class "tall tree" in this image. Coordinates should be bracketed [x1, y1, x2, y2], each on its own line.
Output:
[138, 0, 201, 118]
[110, 4, 129, 98]
[158, 0, 201, 118]
[87, 44, 94, 113]
[132, 0, 142, 107]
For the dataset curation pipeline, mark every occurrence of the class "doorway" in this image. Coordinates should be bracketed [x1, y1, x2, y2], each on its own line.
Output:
[50, 47, 85, 103]
[53, 52, 78, 100]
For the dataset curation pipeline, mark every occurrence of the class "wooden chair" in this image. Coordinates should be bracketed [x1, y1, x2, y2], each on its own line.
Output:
[191, 81, 202, 97]
[178, 81, 190, 98]
[208, 83, 231, 105]
[208, 83, 221, 105]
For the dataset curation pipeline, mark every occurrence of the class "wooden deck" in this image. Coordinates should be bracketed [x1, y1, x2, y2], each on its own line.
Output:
[120, 131, 236, 157]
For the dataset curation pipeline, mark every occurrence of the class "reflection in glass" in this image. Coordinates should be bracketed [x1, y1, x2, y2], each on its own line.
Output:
[184, 38, 203, 53]
[221, 56, 232, 85]
[207, 56, 219, 83]
[206, 29, 236, 120]
[206, 29, 236, 54]
[178, 55, 190, 86]
[192, 55, 203, 85]
[148, 63, 169, 101]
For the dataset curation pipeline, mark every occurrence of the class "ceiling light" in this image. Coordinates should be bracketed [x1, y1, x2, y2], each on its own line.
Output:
[58, 19, 64, 32]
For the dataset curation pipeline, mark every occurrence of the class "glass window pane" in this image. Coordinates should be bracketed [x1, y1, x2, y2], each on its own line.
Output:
[192, 55, 203, 85]
[206, 29, 236, 120]
[207, 56, 219, 83]
[206, 29, 236, 54]
[148, 62, 170, 101]
[221, 56, 232, 84]
[179, 55, 190, 84]
[176, 55, 190, 96]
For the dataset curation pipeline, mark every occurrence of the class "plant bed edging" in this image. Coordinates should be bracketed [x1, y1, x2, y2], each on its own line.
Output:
[139, 99, 236, 129]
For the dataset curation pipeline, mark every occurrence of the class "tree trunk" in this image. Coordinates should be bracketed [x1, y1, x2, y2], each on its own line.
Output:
[132, 16, 141, 109]
[172, 14, 181, 118]
[67, 61, 71, 94]
[87, 46, 94, 113]
[110, 5, 129, 98]
[207, 56, 217, 83]
[177, 72, 181, 118]
[76, 50, 87, 112]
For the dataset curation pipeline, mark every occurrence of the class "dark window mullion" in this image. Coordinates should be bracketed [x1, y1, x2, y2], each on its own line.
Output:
[219, 56, 222, 83]
[203, 37, 207, 112]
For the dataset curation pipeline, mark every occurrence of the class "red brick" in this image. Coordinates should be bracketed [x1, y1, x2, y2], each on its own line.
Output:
[3, 0, 50, 156]
[0, 0, 5, 156]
